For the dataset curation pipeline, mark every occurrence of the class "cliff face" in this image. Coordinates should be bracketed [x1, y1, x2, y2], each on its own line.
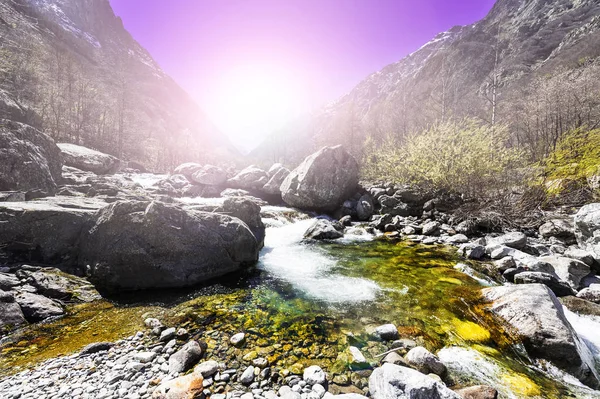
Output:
[0, 0, 237, 170]
[251, 0, 600, 165]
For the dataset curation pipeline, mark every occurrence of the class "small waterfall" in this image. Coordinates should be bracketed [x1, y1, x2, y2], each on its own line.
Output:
[258, 206, 380, 304]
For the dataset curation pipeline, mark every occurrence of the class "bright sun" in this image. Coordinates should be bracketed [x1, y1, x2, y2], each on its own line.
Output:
[206, 64, 310, 152]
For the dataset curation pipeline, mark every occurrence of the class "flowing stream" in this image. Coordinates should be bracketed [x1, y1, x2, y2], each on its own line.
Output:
[1, 205, 600, 398]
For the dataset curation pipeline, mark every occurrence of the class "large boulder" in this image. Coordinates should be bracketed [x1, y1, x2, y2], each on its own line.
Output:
[281, 146, 359, 212]
[0, 121, 62, 193]
[369, 363, 460, 399]
[304, 219, 344, 240]
[482, 284, 599, 388]
[228, 166, 269, 191]
[80, 201, 260, 291]
[262, 164, 290, 195]
[190, 165, 227, 186]
[574, 203, 600, 261]
[57, 143, 120, 174]
[0, 200, 96, 266]
[14, 292, 64, 322]
[539, 218, 576, 243]
[537, 255, 591, 289]
[18, 268, 100, 302]
[173, 162, 203, 179]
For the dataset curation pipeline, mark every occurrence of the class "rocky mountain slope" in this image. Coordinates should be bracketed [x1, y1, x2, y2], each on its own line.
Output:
[0, 0, 237, 171]
[251, 0, 600, 165]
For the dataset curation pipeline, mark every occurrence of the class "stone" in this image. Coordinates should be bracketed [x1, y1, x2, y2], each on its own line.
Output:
[454, 385, 498, 399]
[491, 232, 527, 249]
[422, 221, 441, 236]
[230, 332, 246, 346]
[173, 163, 203, 179]
[80, 342, 113, 355]
[240, 366, 255, 385]
[537, 255, 591, 289]
[19, 268, 100, 302]
[446, 234, 469, 244]
[457, 244, 485, 260]
[405, 346, 446, 376]
[374, 324, 399, 341]
[369, 363, 461, 399]
[0, 200, 94, 266]
[152, 371, 204, 399]
[0, 121, 62, 194]
[169, 341, 203, 373]
[482, 284, 599, 388]
[0, 289, 26, 332]
[57, 143, 120, 174]
[134, 351, 157, 363]
[195, 360, 219, 377]
[346, 346, 369, 370]
[145, 318, 163, 329]
[262, 165, 290, 195]
[161, 327, 177, 342]
[190, 165, 227, 186]
[304, 219, 344, 240]
[228, 166, 269, 191]
[281, 145, 359, 212]
[563, 247, 596, 267]
[381, 352, 408, 366]
[0, 273, 20, 291]
[576, 284, 600, 303]
[539, 219, 576, 243]
[303, 365, 326, 386]
[80, 201, 259, 290]
[379, 196, 411, 217]
[356, 195, 374, 221]
[219, 196, 265, 248]
[574, 203, 600, 262]
[513, 271, 574, 297]
[14, 292, 64, 322]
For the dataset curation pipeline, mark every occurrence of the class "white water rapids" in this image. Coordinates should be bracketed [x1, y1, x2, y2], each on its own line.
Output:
[258, 208, 381, 304]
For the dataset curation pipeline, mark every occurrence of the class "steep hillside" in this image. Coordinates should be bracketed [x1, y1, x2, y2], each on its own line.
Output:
[0, 0, 237, 171]
[251, 0, 600, 165]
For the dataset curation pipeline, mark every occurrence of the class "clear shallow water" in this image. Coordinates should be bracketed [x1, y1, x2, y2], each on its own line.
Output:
[1, 207, 600, 398]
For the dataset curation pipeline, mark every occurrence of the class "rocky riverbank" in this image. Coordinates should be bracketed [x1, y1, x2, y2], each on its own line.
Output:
[2, 122, 600, 398]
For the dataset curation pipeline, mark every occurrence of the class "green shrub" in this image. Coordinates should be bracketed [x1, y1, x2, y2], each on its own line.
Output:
[362, 119, 524, 198]
[542, 127, 600, 196]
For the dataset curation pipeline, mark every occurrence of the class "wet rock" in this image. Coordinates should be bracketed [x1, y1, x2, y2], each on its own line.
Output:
[58, 143, 120, 174]
[560, 296, 600, 317]
[80, 342, 113, 355]
[0, 289, 26, 332]
[482, 284, 599, 388]
[190, 165, 227, 186]
[346, 346, 369, 370]
[14, 292, 64, 322]
[369, 363, 460, 399]
[228, 166, 269, 191]
[152, 370, 204, 399]
[405, 346, 446, 376]
[454, 385, 498, 399]
[513, 271, 574, 297]
[379, 196, 411, 217]
[281, 145, 359, 212]
[160, 327, 176, 342]
[81, 201, 259, 290]
[263, 164, 290, 195]
[457, 244, 485, 260]
[0, 121, 62, 194]
[230, 332, 246, 346]
[303, 365, 327, 386]
[374, 324, 399, 341]
[169, 341, 203, 373]
[304, 219, 344, 240]
[574, 203, 600, 262]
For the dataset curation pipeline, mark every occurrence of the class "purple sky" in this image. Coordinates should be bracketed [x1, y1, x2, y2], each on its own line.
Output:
[109, 0, 497, 150]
